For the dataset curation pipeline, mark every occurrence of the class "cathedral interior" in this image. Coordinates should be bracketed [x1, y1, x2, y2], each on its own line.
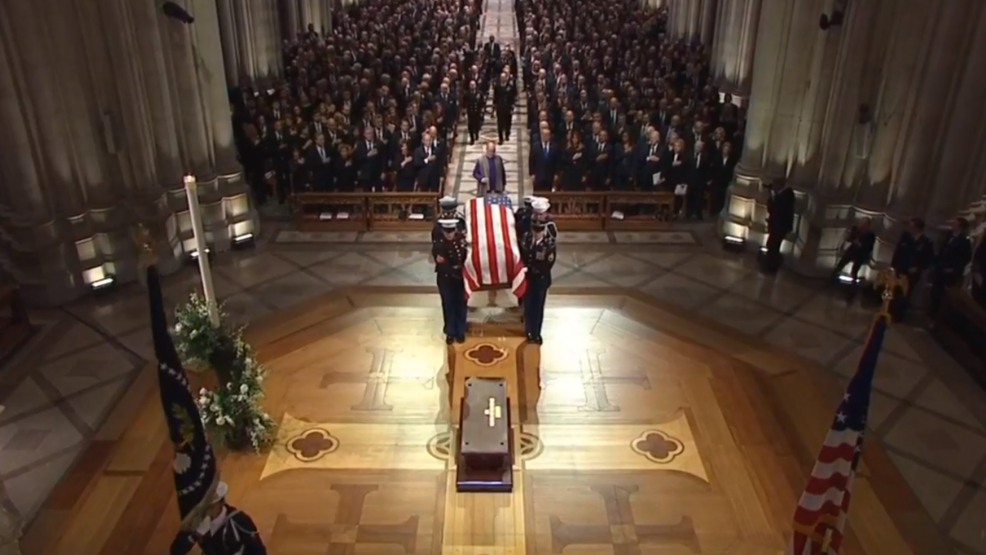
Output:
[1, 0, 986, 554]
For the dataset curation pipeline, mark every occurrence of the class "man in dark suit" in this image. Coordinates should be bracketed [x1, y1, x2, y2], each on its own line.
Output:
[355, 127, 384, 192]
[266, 120, 292, 203]
[830, 217, 877, 300]
[414, 132, 442, 192]
[307, 133, 334, 191]
[687, 140, 711, 220]
[930, 217, 974, 315]
[483, 36, 500, 80]
[762, 179, 795, 275]
[529, 129, 558, 192]
[587, 128, 612, 191]
[710, 142, 736, 215]
[636, 129, 663, 193]
[972, 236, 986, 308]
[890, 218, 934, 320]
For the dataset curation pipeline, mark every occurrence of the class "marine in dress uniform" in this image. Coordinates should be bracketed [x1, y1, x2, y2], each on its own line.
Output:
[530, 197, 558, 239]
[464, 81, 485, 145]
[434, 219, 469, 344]
[432, 196, 467, 243]
[515, 195, 535, 239]
[171, 482, 267, 555]
[521, 217, 556, 344]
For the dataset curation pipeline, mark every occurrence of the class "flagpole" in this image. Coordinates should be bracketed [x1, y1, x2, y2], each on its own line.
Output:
[184, 175, 221, 328]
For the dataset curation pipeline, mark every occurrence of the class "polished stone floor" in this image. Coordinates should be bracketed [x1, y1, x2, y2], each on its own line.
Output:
[2, 222, 986, 554]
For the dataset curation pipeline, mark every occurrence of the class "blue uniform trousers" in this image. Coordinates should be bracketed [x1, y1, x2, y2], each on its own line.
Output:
[523, 278, 549, 337]
[438, 278, 467, 337]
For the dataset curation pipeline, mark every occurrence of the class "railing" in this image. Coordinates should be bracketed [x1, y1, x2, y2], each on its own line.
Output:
[539, 191, 682, 230]
[291, 192, 439, 231]
[291, 191, 707, 231]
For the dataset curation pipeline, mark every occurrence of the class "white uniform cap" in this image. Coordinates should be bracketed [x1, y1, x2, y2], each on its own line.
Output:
[438, 219, 460, 229]
[523, 195, 536, 203]
[213, 481, 228, 502]
[531, 197, 550, 213]
[439, 196, 458, 208]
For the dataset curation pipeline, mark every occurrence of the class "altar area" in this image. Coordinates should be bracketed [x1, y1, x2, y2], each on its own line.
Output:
[21, 288, 942, 555]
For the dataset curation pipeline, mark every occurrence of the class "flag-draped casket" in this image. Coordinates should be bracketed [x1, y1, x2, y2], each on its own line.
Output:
[463, 197, 527, 298]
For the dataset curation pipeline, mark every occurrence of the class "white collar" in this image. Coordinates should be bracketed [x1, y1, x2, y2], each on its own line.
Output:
[210, 507, 228, 536]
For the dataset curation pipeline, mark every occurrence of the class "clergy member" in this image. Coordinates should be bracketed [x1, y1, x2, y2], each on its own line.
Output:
[473, 141, 507, 195]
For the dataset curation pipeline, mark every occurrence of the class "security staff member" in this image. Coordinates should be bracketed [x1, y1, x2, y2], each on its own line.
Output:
[432, 196, 466, 243]
[170, 482, 267, 555]
[464, 80, 484, 145]
[530, 197, 558, 239]
[521, 217, 556, 344]
[889, 218, 934, 320]
[434, 219, 469, 344]
[930, 217, 973, 315]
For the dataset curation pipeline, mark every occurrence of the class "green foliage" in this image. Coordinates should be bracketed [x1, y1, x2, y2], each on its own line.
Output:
[174, 294, 277, 453]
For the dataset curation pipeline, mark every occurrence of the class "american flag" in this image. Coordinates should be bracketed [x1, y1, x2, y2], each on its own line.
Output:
[463, 197, 527, 298]
[484, 193, 513, 208]
[788, 314, 888, 555]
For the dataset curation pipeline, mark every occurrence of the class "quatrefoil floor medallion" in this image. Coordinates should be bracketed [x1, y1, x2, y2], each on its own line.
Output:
[630, 429, 685, 464]
[285, 428, 340, 463]
[464, 343, 508, 366]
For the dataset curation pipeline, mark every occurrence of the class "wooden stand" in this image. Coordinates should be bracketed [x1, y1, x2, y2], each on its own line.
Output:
[456, 377, 514, 492]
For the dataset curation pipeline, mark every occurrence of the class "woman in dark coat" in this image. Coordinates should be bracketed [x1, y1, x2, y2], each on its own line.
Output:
[559, 130, 586, 191]
[395, 141, 417, 192]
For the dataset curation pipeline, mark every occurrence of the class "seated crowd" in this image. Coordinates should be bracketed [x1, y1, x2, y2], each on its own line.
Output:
[518, 0, 743, 219]
[230, 0, 486, 207]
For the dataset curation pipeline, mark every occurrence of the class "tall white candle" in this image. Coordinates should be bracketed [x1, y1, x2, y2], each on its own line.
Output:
[184, 175, 220, 328]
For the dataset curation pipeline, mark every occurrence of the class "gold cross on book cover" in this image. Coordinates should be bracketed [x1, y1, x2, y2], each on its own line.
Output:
[485, 397, 502, 427]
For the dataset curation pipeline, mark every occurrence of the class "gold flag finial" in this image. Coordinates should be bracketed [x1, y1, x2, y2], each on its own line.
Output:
[874, 269, 907, 319]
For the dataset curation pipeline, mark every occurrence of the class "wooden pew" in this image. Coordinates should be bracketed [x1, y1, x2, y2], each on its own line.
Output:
[539, 191, 608, 231]
[368, 193, 440, 231]
[290, 192, 370, 231]
[933, 288, 986, 387]
[604, 191, 675, 229]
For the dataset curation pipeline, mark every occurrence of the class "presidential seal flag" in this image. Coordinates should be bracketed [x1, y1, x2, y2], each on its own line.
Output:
[146, 265, 220, 531]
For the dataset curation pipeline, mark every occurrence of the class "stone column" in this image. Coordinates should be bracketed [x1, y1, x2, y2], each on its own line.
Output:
[297, 0, 333, 35]
[710, 0, 762, 95]
[698, 0, 718, 45]
[216, 0, 282, 86]
[282, 0, 301, 38]
[902, 0, 986, 222]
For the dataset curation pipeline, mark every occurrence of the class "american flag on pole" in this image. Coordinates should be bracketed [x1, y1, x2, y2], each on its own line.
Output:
[788, 313, 888, 555]
[463, 197, 527, 299]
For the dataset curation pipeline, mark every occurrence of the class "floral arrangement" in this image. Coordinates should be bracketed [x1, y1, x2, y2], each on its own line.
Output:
[173, 294, 277, 452]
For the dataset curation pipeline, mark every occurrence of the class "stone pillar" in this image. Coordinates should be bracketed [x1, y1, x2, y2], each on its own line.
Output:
[282, 0, 301, 38]
[710, 0, 762, 95]
[892, 0, 986, 222]
[299, 0, 333, 35]
[217, 0, 283, 86]
[698, 0, 718, 45]
[0, 0, 255, 306]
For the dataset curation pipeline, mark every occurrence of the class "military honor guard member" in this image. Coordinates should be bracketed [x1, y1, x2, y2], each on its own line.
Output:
[171, 482, 267, 555]
[432, 196, 466, 243]
[521, 216, 557, 344]
[464, 80, 485, 145]
[434, 219, 469, 344]
[530, 197, 558, 239]
[515, 195, 535, 240]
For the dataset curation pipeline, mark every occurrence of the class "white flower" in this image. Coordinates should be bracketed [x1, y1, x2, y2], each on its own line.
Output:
[239, 384, 249, 394]
[175, 324, 183, 333]
[199, 388, 207, 395]
[173, 452, 192, 474]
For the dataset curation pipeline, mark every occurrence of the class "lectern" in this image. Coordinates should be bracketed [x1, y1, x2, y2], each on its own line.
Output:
[456, 377, 513, 492]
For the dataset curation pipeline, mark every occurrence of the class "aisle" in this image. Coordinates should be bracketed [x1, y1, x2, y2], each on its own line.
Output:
[447, 0, 528, 208]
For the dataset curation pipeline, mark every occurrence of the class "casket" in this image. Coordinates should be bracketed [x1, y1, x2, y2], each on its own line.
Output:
[463, 198, 528, 298]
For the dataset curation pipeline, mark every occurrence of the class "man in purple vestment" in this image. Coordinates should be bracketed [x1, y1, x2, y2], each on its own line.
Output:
[473, 141, 507, 195]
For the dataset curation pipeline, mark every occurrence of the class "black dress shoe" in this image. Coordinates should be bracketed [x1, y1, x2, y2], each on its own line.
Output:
[456, 336, 465, 343]
[446, 335, 454, 345]
[534, 336, 543, 345]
